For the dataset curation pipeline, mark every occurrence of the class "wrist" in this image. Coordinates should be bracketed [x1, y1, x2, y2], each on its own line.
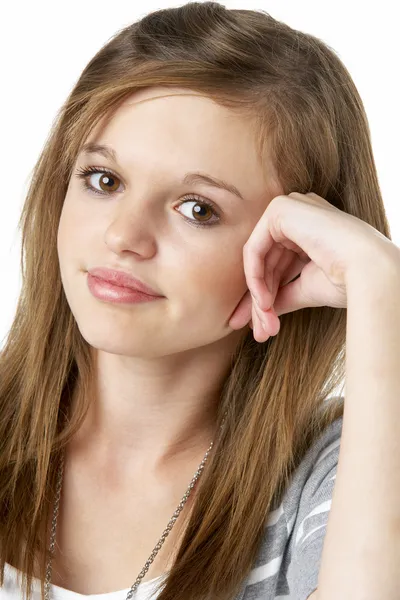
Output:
[345, 243, 400, 296]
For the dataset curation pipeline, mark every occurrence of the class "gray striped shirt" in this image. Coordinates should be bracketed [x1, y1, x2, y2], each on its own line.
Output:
[237, 413, 343, 600]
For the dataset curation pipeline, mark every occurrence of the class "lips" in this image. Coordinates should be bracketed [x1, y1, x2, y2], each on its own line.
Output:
[87, 267, 163, 297]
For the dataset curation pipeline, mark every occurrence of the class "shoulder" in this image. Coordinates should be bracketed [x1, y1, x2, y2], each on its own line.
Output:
[281, 409, 343, 597]
[283, 409, 343, 528]
[240, 405, 343, 599]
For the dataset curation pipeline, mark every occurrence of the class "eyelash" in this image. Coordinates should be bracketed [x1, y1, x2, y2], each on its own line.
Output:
[74, 165, 222, 229]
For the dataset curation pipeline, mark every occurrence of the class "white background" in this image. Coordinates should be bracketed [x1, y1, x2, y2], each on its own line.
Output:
[1, 1, 399, 347]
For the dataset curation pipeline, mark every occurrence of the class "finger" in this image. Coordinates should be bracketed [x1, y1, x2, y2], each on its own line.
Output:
[264, 305, 281, 336]
[279, 253, 311, 287]
[228, 248, 300, 332]
[244, 225, 309, 312]
[273, 267, 325, 316]
[252, 300, 278, 341]
[228, 287, 274, 332]
[228, 259, 293, 332]
[243, 228, 275, 310]
[270, 248, 300, 293]
[228, 289, 253, 330]
[243, 283, 280, 340]
[262, 243, 286, 298]
[252, 300, 264, 340]
[273, 278, 310, 316]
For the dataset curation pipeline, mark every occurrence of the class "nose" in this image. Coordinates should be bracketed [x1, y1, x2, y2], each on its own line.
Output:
[103, 195, 158, 256]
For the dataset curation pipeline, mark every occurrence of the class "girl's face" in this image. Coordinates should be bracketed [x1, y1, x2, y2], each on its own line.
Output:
[57, 87, 280, 358]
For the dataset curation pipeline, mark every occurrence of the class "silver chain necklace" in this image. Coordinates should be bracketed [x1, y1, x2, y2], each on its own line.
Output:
[44, 416, 226, 599]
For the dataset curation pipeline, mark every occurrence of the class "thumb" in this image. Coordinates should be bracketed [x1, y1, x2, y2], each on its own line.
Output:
[274, 276, 322, 316]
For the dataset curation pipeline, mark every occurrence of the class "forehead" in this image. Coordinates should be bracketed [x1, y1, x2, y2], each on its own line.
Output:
[81, 87, 280, 201]
[95, 86, 254, 140]
[109, 87, 250, 137]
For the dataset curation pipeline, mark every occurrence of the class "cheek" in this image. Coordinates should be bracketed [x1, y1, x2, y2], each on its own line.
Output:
[57, 205, 71, 265]
[57, 194, 96, 257]
[178, 244, 246, 310]
[57, 200, 91, 282]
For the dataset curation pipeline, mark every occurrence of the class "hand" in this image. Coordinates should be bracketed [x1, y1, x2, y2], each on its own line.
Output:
[229, 191, 398, 341]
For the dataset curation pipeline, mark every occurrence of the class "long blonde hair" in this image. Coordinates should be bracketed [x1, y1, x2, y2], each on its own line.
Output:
[0, 3, 391, 599]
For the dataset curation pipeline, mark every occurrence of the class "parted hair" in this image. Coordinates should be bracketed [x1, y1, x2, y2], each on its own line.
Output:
[0, 3, 391, 599]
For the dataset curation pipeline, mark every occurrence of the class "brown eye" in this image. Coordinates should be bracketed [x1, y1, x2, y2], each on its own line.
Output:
[175, 195, 221, 228]
[75, 166, 123, 196]
[75, 166, 222, 229]
[87, 171, 121, 194]
[95, 172, 121, 193]
[177, 198, 214, 223]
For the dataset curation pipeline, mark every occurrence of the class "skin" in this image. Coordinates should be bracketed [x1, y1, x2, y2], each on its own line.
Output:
[55, 87, 400, 598]
[51, 88, 285, 592]
[57, 86, 282, 483]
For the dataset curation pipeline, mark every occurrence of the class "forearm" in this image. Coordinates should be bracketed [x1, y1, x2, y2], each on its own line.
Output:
[317, 251, 400, 600]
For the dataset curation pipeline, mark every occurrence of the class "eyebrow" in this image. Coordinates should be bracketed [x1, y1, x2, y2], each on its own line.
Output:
[80, 142, 244, 201]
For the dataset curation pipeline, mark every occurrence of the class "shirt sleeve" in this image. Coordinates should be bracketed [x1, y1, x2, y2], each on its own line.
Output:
[285, 416, 343, 600]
